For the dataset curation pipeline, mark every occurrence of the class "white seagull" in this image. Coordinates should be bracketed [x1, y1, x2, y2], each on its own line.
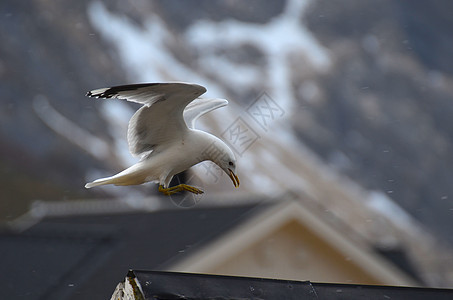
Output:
[84, 82, 239, 195]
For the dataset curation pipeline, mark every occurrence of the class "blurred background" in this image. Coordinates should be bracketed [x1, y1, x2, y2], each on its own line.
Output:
[2, 0, 453, 299]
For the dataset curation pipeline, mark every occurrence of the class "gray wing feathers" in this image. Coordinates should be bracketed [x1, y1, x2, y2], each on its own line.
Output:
[86, 82, 206, 106]
[87, 83, 229, 157]
[127, 104, 186, 156]
[86, 82, 206, 157]
[87, 83, 165, 105]
[183, 98, 228, 128]
[127, 106, 154, 156]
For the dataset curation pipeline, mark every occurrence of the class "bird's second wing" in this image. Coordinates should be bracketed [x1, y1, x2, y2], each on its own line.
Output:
[183, 98, 228, 129]
[87, 83, 207, 156]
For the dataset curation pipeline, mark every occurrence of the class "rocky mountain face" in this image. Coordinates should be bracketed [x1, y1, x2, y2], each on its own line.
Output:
[301, 0, 453, 241]
[0, 0, 125, 220]
[1, 0, 453, 250]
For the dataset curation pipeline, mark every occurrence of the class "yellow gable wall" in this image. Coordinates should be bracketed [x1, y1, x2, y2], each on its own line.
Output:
[209, 220, 383, 285]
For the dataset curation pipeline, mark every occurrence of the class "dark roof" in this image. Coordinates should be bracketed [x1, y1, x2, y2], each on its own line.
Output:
[0, 203, 263, 300]
[129, 270, 453, 300]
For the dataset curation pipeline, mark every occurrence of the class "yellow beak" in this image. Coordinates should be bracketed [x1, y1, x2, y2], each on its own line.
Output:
[228, 168, 240, 188]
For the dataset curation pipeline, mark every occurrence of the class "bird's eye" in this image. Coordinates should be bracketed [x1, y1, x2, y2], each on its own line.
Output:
[229, 161, 234, 166]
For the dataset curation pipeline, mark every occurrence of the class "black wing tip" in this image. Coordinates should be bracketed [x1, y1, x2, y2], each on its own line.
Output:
[86, 83, 161, 99]
[86, 82, 206, 98]
[86, 90, 102, 98]
[108, 83, 160, 93]
[86, 89, 116, 99]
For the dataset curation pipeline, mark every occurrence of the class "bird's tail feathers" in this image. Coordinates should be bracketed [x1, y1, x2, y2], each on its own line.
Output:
[85, 168, 148, 188]
[85, 176, 115, 188]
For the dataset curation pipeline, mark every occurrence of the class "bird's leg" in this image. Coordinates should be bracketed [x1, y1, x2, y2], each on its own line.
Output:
[158, 184, 181, 195]
[159, 184, 204, 195]
[182, 184, 204, 194]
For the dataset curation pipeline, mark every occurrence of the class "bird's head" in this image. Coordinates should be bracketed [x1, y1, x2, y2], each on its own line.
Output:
[221, 156, 240, 189]
[207, 141, 239, 188]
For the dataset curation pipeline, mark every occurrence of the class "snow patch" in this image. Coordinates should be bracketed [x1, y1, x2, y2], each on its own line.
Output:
[86, 0, 332, 196]
[366, 190, 415, 232]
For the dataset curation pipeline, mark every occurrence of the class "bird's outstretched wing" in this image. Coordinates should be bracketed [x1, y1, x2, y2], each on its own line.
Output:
[87, 82, 207, 156]
[183, 98, 228, 129]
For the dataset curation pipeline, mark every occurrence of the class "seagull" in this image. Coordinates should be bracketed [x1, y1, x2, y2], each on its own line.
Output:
[84, 82, 239, 195]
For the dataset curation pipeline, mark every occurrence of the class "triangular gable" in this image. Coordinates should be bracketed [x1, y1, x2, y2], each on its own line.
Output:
[169, 198, 417, 286]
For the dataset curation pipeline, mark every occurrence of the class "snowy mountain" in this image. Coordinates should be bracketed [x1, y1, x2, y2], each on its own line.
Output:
[2, 0, 453, 253]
